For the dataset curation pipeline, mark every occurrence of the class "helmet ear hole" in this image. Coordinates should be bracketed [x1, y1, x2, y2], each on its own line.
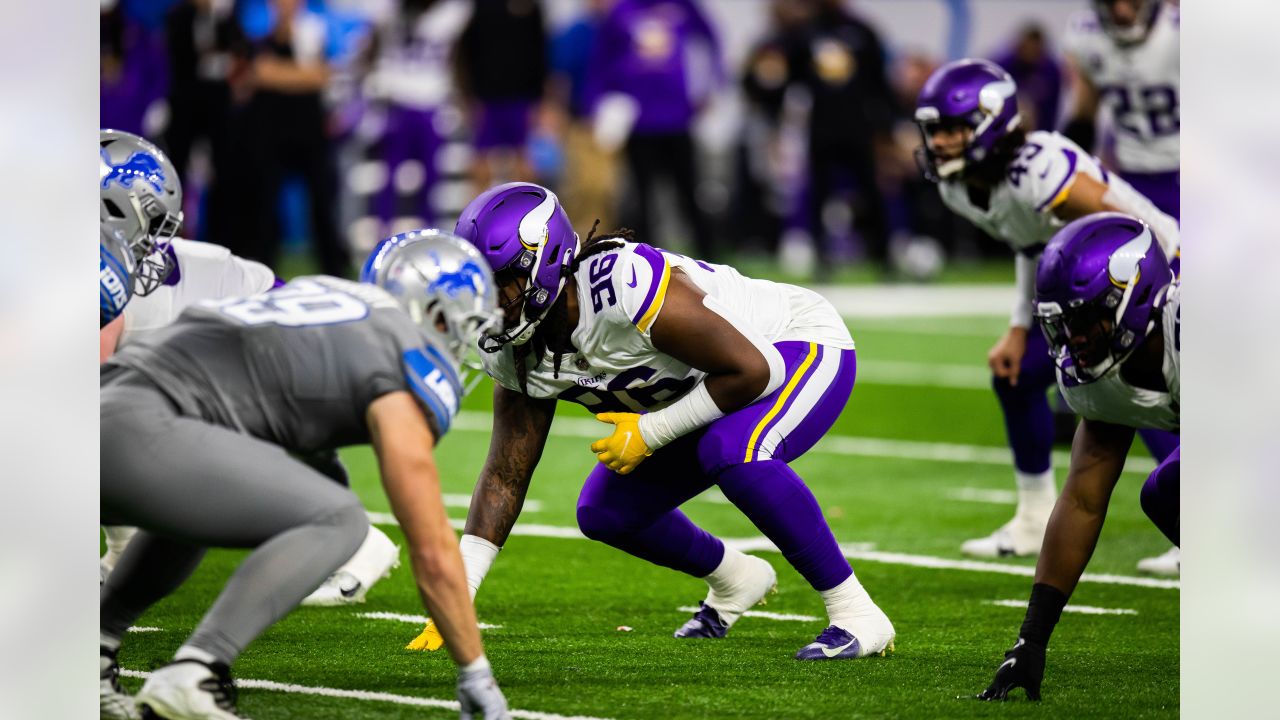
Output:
[103, 199, 127, 219]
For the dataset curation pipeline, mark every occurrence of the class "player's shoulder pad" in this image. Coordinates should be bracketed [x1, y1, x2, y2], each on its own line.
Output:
[401, 342, 463, 438]
[170, 237, 230, 263]
[308, 275, 402, 311]
[1010, 131, 1086, 214]
[589, 241, 672, 336]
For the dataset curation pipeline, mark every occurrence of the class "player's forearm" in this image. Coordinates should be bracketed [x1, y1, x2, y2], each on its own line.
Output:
[409, 518, 485, 666]
[1033, 486, 1108, 598]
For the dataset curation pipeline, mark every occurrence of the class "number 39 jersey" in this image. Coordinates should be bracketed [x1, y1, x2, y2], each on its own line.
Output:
[937, 131, 1163, 255]
[482, 242, 854, 413]
[1063, 2, 1180, 173]
[103, 276, 463, 452]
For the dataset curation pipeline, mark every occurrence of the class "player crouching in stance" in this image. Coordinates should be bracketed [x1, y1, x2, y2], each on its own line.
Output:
[410, 183, 893, 660]
[979, 213, 1179, 701]
[914, 59, 1180, 559]
[100, 231, 511, 720]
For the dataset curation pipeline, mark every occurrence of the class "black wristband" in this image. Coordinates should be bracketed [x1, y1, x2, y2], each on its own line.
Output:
[1062, 117, 1097, 153]
[1018, 583, 1069, 646]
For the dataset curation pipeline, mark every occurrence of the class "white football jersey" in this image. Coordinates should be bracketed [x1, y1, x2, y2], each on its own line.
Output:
[119, 239, 276, 348]
[368, 0, 470, 109]
[482, 242, 852, 413]
[1063, 2, 1180, 173]
[1059, 284, 1180, 431]
[938, 131, 1166, 255]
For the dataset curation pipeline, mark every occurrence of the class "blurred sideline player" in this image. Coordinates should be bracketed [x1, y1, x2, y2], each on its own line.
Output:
[100, 231, 510, 720]
[978, 213, 1179, 701]
[98, 129, 401, 607]
[1061, 0, 1180, 574]
[913, 60, 1179, 564]
[411, 183, 895, 661]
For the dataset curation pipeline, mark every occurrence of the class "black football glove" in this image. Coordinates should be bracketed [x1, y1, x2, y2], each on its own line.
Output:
[977, 637, 1046, 701]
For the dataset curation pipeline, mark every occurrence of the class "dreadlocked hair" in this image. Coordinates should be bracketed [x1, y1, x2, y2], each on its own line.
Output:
[511, 220, 631, 395]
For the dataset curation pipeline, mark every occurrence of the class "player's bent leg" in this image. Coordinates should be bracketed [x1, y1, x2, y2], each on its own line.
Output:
[966, 331, 1058, 558]
[302, 524, 401, 606]
[1137, 446, 1180, 579]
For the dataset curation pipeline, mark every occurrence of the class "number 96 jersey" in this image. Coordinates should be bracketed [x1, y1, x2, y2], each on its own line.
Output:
[1063, 2, 1180, 173]
[481, 242, 854, 414]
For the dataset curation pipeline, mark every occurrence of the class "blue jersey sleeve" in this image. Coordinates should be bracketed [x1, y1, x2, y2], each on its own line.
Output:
[401, 344, 463, 438]
[100, 242, 133, 328]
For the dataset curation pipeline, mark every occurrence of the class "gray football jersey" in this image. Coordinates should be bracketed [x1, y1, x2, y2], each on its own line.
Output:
[103, 276, 463, 453]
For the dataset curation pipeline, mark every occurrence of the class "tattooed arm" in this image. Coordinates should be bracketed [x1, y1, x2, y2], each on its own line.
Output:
[463, 384, 557, 546]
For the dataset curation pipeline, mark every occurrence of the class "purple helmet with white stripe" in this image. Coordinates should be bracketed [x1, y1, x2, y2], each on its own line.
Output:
[1093, 0, 1160, 46]
[454, 183, 579, 352]
[914, 59, 1021, 181]
[1034, 212, 1174, 383]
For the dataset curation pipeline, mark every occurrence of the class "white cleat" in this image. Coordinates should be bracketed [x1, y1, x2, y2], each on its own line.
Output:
[136, 661, 244, 720]
[1136, 547, 1180, 576]
[101, 647, 139, 719]
[302, 526, 400, 607]
[961, 516, 1047, 558]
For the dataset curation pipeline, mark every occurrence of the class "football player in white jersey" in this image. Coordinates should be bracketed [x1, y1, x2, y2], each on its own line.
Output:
[408, 183, 895, 660]
[1062, 0, 1180, 220]
[913, 60, 1180, 562]
[979, 213, 1178, 701]
[99, 131, 400, 609]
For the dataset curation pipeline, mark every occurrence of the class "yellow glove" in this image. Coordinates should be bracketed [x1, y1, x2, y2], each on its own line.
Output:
[590, 412, 653, 475]
[406, 619, 444, 651]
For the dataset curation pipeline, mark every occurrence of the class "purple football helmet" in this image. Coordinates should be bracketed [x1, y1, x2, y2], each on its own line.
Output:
[454, 183, 579, 352]
[1093, 0, 1160, 45]
[1034, 212, 1175, 383]
[914, 59, 1021, 181]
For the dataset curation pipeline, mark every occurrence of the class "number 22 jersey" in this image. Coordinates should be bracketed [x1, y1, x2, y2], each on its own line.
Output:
[481, 242, 854, 414]
[103, 276, 462, 452]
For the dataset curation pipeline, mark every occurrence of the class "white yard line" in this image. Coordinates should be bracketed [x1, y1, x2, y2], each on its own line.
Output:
[675, 606, 821, 623]
[356, 611, 502, 630]
[127, 626, 162, 633]
[365, 514, 1177, 591]
[119, 669, 612, 720]
[452, 411, 1157, 475]
[944, 488, 1019, 505]
[986, 599, 1139, 616]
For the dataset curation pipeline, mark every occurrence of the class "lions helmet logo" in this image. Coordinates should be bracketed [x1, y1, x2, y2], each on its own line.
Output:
[100, 149, 168, 193]
[428, 260, 487, 298]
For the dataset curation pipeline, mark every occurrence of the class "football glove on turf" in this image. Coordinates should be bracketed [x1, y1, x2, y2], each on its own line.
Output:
[590, 412, 653, 475]
[406, 619, 444, 651]
[978, 637, 1045, 701]
[458, 663, 511, 720]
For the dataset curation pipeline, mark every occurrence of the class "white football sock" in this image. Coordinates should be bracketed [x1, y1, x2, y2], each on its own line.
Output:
[1014, 468, 1057, 520]
[173, 645, 219, 666]
[821, 572, 875, 629]
[703, 548, 757, 625]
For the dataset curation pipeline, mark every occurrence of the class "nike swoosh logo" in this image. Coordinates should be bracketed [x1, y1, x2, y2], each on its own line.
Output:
[999, 657, 1017, 672]
[621, 431, 633, 456]
[627, 268, 638, 288]
[820, 638, 858, 658]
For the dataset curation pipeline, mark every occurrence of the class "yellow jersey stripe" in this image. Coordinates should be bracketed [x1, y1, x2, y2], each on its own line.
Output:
[635, 259, 671, 334]
[743, 342, 819, 463]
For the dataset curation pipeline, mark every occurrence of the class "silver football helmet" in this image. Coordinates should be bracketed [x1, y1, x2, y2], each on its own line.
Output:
[361, 229, 501, 384]
[99, 129, 183, 296]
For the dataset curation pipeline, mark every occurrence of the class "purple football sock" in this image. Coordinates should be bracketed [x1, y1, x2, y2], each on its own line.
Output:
[1141, 446, 1180, 545]
[716, 460, 852, 592]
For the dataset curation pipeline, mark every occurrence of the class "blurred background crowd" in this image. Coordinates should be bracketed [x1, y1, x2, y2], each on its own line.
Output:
[101, 0, 1101, 281]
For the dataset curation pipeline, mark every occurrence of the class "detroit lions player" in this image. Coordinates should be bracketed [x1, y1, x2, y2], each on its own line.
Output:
[914, 59, 1179, 560]
[1062, 0, 1179, 219]
[979, 213, 1179, 701]
[101, 227, 135, 329]
[100, 231, 510, 720]
[410, 183, 894, 661]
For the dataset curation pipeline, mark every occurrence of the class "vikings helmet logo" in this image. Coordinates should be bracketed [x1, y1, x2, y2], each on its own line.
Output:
[428, 260, 487, 298]
[1106, 227, 1154, 288]
[100, 149, 168, 193]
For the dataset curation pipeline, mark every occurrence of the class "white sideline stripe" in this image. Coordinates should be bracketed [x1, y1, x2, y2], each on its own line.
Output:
[127, 626, 162, 633]
[676, 606, 821, 623]
[452, 411, 1157, 475]
[945, 487, 1018, 505]
[357, 611, 502, 630]
[366, 513, 1175, 590]
[815, 284, 1013, 318]
[119, 669, 612, 720]
[987, 599, 1138, 616]
[445, 493, 542, 513]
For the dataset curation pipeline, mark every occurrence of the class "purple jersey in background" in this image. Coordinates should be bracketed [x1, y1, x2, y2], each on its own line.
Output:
[585, 0, 725, 134]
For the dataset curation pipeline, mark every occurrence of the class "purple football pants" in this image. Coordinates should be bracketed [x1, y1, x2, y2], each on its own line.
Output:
[576, 341, 857, 592]
[375, 105, 443, 225]
[1119, 169, 1180, 221]
[1141, 445, 1180, 545]
[474, 99, 534, 151]
[995, 328, 1179, 473]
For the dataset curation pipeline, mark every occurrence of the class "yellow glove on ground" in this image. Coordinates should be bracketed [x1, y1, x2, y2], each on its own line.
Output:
[590, 412, 653, 475]
[406, 619, 444, 651]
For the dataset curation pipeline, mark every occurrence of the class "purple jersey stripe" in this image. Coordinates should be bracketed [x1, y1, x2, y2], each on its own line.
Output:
[1036, 147, 1079, 213]
[750, 344, 825, 462]
[629, 243, 668, 326]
